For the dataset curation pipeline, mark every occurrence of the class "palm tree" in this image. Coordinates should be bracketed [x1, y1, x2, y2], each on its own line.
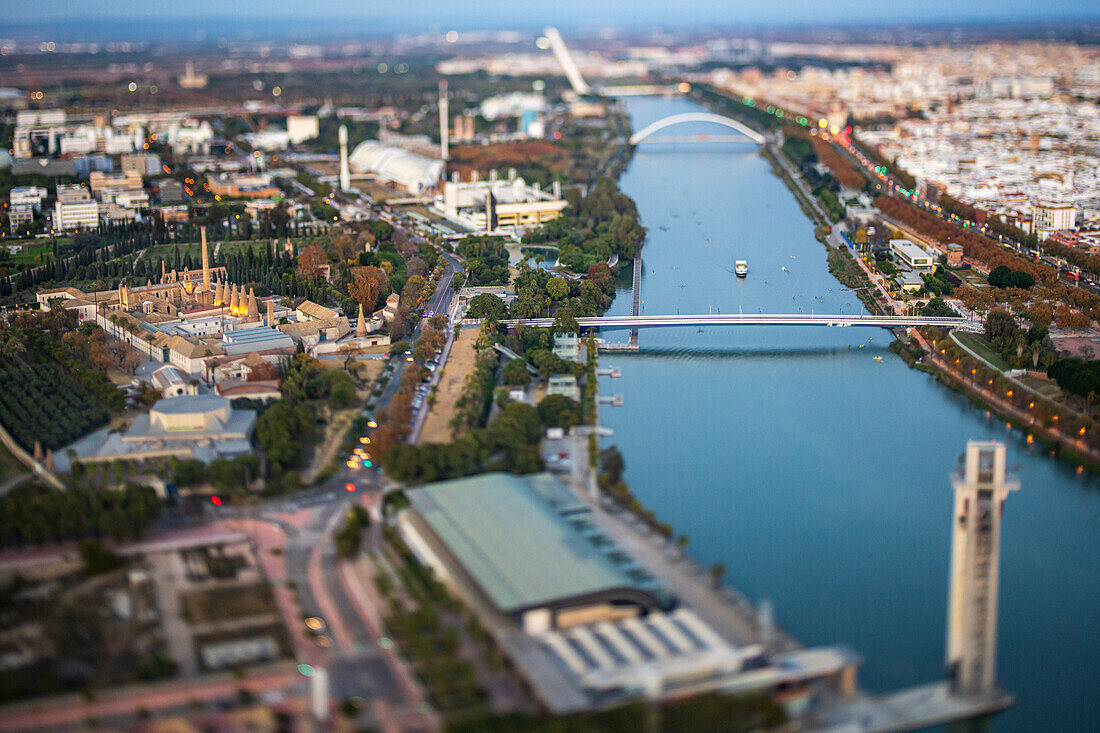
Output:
[710, 562, 726, 589]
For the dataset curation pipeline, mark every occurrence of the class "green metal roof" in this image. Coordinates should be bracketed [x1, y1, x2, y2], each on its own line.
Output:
[405, 473, 648, 613]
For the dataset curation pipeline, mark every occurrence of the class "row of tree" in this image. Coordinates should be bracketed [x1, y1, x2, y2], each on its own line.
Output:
[0, 483, 161, 546]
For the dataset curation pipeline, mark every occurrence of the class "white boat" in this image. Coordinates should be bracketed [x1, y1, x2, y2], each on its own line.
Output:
[735, 260, 748, 278]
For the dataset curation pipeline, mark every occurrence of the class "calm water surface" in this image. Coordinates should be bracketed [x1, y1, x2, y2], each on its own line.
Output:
[600, 96, 1100, 732]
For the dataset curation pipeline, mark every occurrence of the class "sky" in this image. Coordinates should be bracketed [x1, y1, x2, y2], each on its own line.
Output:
[2, 0, 1098, 28]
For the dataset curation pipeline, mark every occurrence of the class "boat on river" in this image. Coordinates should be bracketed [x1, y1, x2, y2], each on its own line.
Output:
[735, 260, 748, 278]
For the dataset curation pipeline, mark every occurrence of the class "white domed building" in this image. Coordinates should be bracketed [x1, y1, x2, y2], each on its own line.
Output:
[347, 141, 443, 194]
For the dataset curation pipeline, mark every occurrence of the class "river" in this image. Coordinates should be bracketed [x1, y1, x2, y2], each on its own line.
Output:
[599, 96, 1099, 732]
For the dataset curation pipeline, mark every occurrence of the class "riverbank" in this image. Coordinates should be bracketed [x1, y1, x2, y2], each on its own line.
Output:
[908, 328, 1100, 473]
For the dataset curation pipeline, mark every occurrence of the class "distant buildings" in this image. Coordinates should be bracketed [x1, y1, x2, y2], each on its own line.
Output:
[53, 184, 100, 231]
[286, 115, 319, 144]
[1031, 200, 1076, 234]
[206, 173, 281, 199]
[8, 186, 48, 229]
[177, 60, 208, 89]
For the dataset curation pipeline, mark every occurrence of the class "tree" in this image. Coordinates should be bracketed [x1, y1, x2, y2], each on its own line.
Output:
[466, 293, 507, 321]
[297, 244, 327, 279]
[984, 308, 1019, 353]
[921, 297, 957, 317]
[601, 445, 625, 484]
[347, 265, 389, 311]
[79, 540, 123, 575]
[538, 394, 582, 428]
[553, 308, 580, 334]
[710, 562, 726, 589]
[546, 276, 569, 301]
[502, 359, 531, 386]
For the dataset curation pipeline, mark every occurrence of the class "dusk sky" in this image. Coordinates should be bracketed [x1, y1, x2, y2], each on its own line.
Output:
[3, 0, 1099, 26]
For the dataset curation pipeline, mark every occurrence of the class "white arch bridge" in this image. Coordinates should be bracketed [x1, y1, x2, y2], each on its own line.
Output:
[496, 313, 981, 332]
[629, 112, 766, 146]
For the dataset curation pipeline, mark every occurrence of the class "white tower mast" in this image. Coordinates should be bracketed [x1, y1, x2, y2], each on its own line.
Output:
[543, 27, 591, 96]
[439, 80, 449, 160]
[338, 124, 350, 192]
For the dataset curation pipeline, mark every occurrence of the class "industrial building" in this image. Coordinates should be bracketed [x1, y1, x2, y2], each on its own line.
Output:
[396, 472, 859, 714]
[397, 472, 667, 634]
[435, 172, 567, 234]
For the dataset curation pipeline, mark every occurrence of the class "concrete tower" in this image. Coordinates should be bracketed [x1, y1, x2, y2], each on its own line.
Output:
[439, 80, 449, 160]
[267, 298, 275, 327]
[215, 279, 224, 306]
[200, 226, 211, 291]
[229, 284, 239, 314]
[946, 441, 1019, 696]
[356, 303, 367, 337]
[543, 27, 591, 95]
[246, 288, 258, 319]
[338, 125, 350, 192]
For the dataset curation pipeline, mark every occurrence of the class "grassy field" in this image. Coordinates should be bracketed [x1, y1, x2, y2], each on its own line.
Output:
[4, 240, 57, 266]
[954, 331, 1011, 371]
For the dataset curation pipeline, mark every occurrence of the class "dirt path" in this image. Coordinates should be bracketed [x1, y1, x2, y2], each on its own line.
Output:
[418, 328, 478, 444]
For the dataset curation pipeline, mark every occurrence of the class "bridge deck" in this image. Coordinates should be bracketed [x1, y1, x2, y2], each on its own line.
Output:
[498, 313, 980, 332]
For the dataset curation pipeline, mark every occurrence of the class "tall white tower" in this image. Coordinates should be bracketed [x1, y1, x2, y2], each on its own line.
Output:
[946, 441, 1019, 696]
[338, 124, 350, 192]
[439, 80, 449, 160]
[543, 27, 591, 96]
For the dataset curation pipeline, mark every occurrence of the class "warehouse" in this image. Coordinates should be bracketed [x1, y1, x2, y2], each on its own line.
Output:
[397, 472, 666, 634]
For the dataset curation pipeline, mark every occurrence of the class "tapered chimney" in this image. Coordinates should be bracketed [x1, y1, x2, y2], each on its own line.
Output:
[200, 226, 211, 290]
[338, 125, 351, 192]
[439, 80, 449, 160]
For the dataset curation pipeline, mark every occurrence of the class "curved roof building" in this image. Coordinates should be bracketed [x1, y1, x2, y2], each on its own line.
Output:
[348, 140, 443, 194]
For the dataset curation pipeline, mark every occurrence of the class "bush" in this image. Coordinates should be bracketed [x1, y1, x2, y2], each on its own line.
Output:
[537, 394, 582, 429]
[502, 359, 531, 386]
[78, 540, 123, 575]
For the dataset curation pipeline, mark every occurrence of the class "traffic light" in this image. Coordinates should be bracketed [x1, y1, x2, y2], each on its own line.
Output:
[211, 496, 222, 506]
[345, 482, 356, 492]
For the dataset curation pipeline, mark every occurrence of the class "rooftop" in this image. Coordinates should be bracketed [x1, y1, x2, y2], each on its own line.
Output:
[405, 473, 660, 614]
